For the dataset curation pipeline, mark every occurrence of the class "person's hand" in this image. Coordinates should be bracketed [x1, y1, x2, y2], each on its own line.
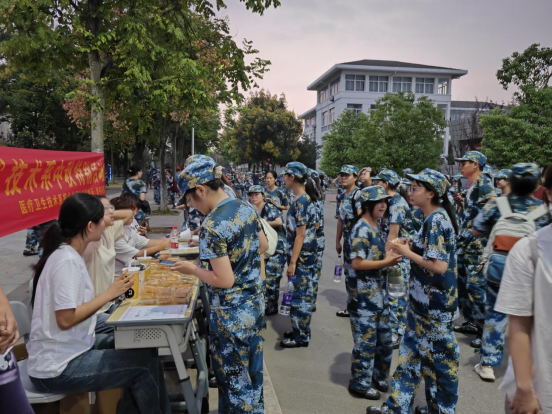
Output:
[387, 238, 411, 256]
[385, 250, 402, 267]
[0, 303, 19, 354]
[171, 261, 196, 275]
[188, 239, 199, 247]
[510, 387, 541, 414]
[137, 226, 147, 235]
[452, 192, 463, 202]
[287, 262, 296, 277]
[106, 270, 134, 301]
[336, 241, 342, 255]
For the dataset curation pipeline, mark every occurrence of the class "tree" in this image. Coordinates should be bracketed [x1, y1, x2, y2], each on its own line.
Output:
[481, 44, 552, 168]
[320, 92, 447, 176]
[221, 90, 302, 170]
[296, 136, 322, 169]
[0, 0, 280, 153]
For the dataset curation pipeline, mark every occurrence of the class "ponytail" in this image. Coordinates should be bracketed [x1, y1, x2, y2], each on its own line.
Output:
[31, 193, 105, 307]
[440, 194, 459, 234]
[305, 177, 319, 202]
[128, 165, 142, 176]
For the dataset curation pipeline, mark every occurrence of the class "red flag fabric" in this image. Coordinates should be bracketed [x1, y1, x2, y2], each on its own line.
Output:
[0, 147, 105, 237]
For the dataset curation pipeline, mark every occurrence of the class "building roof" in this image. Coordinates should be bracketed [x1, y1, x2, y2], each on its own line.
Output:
[451, 100, 503, 109]
[307, 59, 468, 90]
[340, 59, 461, 71]
[298, 106, 317, 119]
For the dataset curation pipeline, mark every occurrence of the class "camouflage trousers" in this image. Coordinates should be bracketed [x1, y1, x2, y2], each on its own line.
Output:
[480, 281, 507, 367]
[153, 187, 160, 204]
[385, 309, 459, 414]
[264, 251, 287, 314]
[388, 260, 410, 337]
[24, 221, 54, 256]
[348, 278, 393, 392]
[210, 295, 264, 413]
[290, 265, 316, 343]
[312, 235, 325, 306]
[457, 254, 486, 327]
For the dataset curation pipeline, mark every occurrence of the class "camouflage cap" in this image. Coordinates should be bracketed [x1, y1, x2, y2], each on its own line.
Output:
[453, 173, 462, 181]
[308, 169, 320, 179]
[511, 163, 540, 179]
[359, 185, 392, 204]
[339, 164, 360, 175]
[455, 150, 487, 167]
[247, 185, 265, 195]
[407, 168, 450, 198]
[180, 158, 222, 192]
[402, 168, 414, 174]
[495, 169, 511, 179]
[378, 168, 401, 186]
[401, 177, 413, 186]
[283, 161, 309, 180]
[184, 154, 214, 168]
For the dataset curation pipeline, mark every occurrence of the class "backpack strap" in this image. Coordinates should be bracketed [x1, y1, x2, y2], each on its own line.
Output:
[525, 204, 549, 222]
[495, 196, 513, 217]
[527, 234, 539, 270]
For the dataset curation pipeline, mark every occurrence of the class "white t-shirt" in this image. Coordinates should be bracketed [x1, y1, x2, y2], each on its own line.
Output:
[114, 226, 149, 273]
[83, 220, 124, 312]
[27, 244, 96, 379]
[495, 225, 552, 412]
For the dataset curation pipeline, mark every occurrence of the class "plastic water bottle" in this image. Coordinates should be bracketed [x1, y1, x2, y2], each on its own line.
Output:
[170, 226, 179, 249]
[279, 278, 295, 316]
[333, 255, 343, 283]
[387, 265, 406, 297]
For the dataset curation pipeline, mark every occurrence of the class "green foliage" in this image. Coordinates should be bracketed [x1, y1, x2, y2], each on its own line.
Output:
[296, 136, 322, 169]
[481, 44, 552, 169]
[221, 90, 303, 169]
[320, 92, 447, 176]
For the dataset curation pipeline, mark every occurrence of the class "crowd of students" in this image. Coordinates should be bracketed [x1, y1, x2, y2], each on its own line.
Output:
[2, 150, 552, 414]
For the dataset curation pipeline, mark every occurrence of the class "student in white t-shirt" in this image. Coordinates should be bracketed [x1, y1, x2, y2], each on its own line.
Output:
[83, 196, 133, 333]
[27, 193, 170, 414]
[495, 165, 552, 414]
[111, 196, 170, 272]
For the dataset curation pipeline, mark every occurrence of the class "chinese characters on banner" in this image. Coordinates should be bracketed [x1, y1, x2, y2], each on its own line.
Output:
[0, 147, 105, 237]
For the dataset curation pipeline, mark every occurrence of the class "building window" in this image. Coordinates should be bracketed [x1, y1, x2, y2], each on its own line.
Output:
[438, 78, 449, 95]
[347, 104, 363, 114]
[319, 89, 328, 103]
[415, 78, 435, 94]
[330, 78, 340, 96]
[322, 111, 328, 127]
[370, 104, 377, 111]
[310, 116, 315, 127]
[437, 104, 448, 120]
[345, 74, 365, 91]
[369, 76, 389, 92]
[329, 108, 335, 123]
[392, 77, 412, 92]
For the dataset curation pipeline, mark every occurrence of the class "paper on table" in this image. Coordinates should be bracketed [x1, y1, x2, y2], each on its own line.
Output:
[177, 244, 197, 250]
[119, 305, 188, 322]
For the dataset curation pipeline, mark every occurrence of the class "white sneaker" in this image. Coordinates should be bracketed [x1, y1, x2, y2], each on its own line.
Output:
[474, 363, 495, 382]
[391, 333, 399, 342]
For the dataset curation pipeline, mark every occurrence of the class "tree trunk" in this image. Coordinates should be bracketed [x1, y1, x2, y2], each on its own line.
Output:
[123, 150, 128, 180]
[159, 134, 168, 212]
[133, 138, 147, 167]
[87, 0, 104, 153]
[110, 145, 114, 183]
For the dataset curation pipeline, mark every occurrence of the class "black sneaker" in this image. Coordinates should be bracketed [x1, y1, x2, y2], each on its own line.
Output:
[348, 385, 381, 400]
[470, 337, 482, 348]
[453, 321, 481, 335]
[283, 331, 294, 339]
[366, 407, 384, 414]
[280, 338, 309, 348]
[372, 378, 389, 393]
[312, 305, 317, 312]
[23, 250, 38, 256]
[415, 406, 428, 414]
[336, 309, 350, 317]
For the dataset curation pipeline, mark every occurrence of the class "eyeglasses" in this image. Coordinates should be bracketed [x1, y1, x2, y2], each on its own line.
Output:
[408, 186, 424, 193]
[103, 205, 115, 211]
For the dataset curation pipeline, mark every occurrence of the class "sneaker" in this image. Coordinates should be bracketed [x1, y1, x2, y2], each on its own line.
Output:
[474, 363, 496, 382]
[372, 378, 389, 393]
[280, 338, 309, 348]
[336, 309, 350, 317]
[312, 305, 317, 312]
[470, 337, 482, 348]
[453, 321, 481, 335]
[283, 331, 294, 339]
[23, 249, 38, 256]
[392, 335, 402, 350]
[348, 385, 381, 400]
[366, 407, 384, 414]
[415, 406, 428, 414]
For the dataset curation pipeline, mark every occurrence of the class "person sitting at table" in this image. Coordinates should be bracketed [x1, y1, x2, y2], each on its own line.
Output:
[110, 196, 171, 272]
[27, 193, 171, 414]
[170, 156, 268, 414]
[83, 196, 133, 334]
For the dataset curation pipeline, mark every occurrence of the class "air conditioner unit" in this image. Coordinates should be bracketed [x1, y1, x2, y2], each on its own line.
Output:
[329, 96, 335, 102]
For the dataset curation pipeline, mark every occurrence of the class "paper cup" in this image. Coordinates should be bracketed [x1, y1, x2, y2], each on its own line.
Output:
[122, 267, 140, 299]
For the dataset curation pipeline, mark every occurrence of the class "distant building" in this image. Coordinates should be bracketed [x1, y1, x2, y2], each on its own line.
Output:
[299, 59, 468, 168]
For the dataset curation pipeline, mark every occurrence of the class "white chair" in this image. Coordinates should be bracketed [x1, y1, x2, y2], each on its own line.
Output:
[10, 301, 66, 404]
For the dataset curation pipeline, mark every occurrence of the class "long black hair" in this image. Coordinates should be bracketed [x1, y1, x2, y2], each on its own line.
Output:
[305, 176, 319, 202]
[31, 193, 105, 306]
[127, 165, 142, 176]
[543, 165, 552, 217]
[418, 180, 459, 234]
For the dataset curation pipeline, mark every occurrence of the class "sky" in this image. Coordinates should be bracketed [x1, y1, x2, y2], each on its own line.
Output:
[220, 0, 552, 116]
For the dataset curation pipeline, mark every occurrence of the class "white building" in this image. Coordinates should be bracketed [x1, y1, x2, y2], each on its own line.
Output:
[299, 60, 468, 168]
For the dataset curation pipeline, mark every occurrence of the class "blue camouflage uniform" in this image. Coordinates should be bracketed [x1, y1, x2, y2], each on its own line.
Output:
[122, 178, 149, 222]
[188, 207, 205, 233]
[152, 170, 161, 204]
[378, 169, 413, 338]
[265, 187, 289, 209]
[285, 162, 318, 344]
[454, 152, 496, 329]
[181, 157, 265, 413]
[255, 188, 287, 315]
[472, 164, 550, 368]
[410, 207, 425, 235]
[336, 181, 345, 219]
[348, 186, 393, 393]
[24, 220, 55, 257]
[309, 170, 325, 308]
[384, 169, 459, 414]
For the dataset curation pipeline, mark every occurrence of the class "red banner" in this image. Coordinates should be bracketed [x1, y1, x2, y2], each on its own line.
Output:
[0, 147, 105, 237]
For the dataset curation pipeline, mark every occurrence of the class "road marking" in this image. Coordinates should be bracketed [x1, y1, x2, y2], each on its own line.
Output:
[264, 360, 283, 414]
